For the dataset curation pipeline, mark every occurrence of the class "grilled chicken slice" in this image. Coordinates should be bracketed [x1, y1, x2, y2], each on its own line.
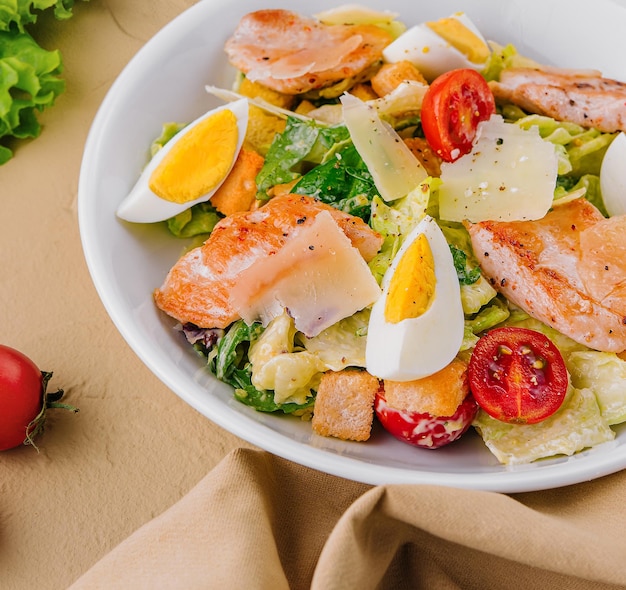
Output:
[154, 194, 383, 329]
[466, 198, 626, 352]
[224, 9, 392, 95]
[489, 67, 626, 133]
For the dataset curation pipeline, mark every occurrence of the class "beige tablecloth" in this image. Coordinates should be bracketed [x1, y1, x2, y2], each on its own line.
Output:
[2, 2, 626, 589]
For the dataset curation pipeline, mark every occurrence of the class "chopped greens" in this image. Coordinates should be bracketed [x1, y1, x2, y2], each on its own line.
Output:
[166, 202, 221, 238]
[210, 320, 313, 414]
[255, 116, 350, 198]
[449, 244, 481, 286]
[292, 144, 379, 221]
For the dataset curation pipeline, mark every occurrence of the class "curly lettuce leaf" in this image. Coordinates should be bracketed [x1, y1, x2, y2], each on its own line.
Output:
[1, 0, 81, 31]
[0, 30, 65, 163]
[367, 178, 435, 283]
[0, 0, 88, 164]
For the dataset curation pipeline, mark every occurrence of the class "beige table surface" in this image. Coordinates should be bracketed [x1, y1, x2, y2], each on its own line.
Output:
[3, 2, 626, 589]
[1, 2, 254, 588]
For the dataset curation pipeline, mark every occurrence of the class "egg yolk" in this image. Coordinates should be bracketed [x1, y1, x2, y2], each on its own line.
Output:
[385, 233, 436, 323]
[426, 16, 489, 64]
[149, 109, 239, 204]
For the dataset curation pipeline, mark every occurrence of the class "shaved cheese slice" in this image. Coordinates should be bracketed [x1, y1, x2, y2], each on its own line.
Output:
[230, 210, 381, 337]
[341, 93, 427, 202]
[439, 115, 558, 223]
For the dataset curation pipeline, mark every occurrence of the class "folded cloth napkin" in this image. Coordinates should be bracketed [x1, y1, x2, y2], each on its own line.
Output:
[68, 448, 626, 589]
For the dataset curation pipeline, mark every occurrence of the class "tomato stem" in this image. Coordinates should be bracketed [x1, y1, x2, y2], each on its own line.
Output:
[24, 371, 79, 451]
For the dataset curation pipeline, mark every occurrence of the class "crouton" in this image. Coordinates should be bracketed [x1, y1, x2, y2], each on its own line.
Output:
[403, 137, 442, 177]
[312, 369, 381, 442]
[349, 83, 379, 102]
[238, 77, 295, 110]
[383, 358, 469, 417]
[244, 105, 286, 156]
[370, 61, 428, 97]
[294, 100, 317, 116]
[209, 147, 265, 216]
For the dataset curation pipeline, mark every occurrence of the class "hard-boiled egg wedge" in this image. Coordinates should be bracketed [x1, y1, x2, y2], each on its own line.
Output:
[366, 216, 464, 381]
[600, 132, 626, 217]
[116, 98, 249, 223]
[382, 13, 490, 82]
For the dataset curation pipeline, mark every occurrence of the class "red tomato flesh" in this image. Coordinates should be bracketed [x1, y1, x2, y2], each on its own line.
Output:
[421, 68, 496, 162]
[375, 390, 478, 449]
[468, 327, 568, 425]
[0, 345, 44, 450]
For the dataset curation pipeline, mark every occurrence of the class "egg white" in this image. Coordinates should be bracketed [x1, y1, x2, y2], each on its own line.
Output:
[382, 13, 489, 82]
[366, 216, 465, 381]
[600, 132, 626, 217]
[116, 98, 249, 223]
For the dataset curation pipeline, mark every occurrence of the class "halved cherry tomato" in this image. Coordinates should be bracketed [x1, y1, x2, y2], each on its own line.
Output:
[375, 390, 478, 449]
[421, 68, 496, 162]
[468, 327, 568, 425]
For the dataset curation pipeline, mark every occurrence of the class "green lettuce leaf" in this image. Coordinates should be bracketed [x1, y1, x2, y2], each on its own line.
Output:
[0, 0, 88, 164]
[473, 386, 615, 465]
[1, 0, 81, 31]
[292, 143, 379, 221]
[166, 202, 221, 238]
[212, 319, 314, 415]
[568, 351, 626, 425]
[0, 30, 65, 163]
[255, 116, 350, 198]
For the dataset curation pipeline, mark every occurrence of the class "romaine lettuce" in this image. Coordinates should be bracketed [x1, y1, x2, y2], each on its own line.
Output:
[248, 313, 324, 406]
[166, 202, 221, 238]
[210, 318, 314, 414]
[300, 309, 370, 371]
[473, 386, 615, 465]
[568, 351, 626, 425]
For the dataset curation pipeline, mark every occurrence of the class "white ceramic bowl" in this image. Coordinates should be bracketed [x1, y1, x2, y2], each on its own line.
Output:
[79, 0, 626, 492]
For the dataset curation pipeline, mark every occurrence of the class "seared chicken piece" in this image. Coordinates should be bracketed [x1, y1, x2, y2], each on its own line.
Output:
[489, 67, 626, 133]
[224, 9, 392, 95]
[466, 198, 626, 352]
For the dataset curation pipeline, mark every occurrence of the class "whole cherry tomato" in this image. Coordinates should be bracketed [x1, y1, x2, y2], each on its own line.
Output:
[421, 68, 496, 162]
[375, 389, 478, 449]
[0, 344, 74, 451]
[468, 327, 568, 425]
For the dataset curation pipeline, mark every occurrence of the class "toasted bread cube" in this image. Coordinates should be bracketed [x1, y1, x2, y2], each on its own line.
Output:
[210, 147, 264, 216]
[383, 358, 469, 417]
[370, 61, 428, 97]
[403, 137, 442, 177]
[238, 77, 295, 110]
[312, 370, 381, 442]
[349, 83, 379, 102]
[294, 100, 317, 116]
[245, 105, 286, 156]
